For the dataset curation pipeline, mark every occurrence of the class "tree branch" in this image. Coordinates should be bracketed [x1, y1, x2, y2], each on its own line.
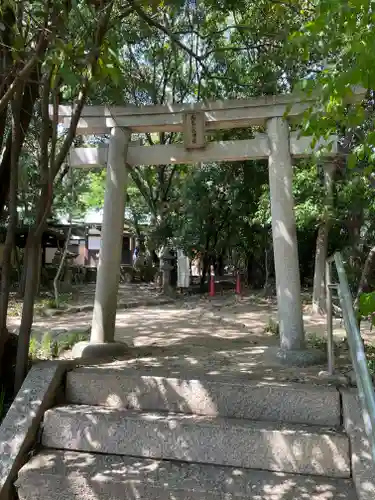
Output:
[0, 1, 53, 115]
[39, 70, 52, 179]
[203, 45, 277, 59]
[0, 66, 40, 218]
[53, 1, 115, 177]
[34, 0, 116, 239]
[164, 165, 177, 200]
[127, 1, 207, 73]
[128, 166, 157, 216]
[54, 163, 70, 186]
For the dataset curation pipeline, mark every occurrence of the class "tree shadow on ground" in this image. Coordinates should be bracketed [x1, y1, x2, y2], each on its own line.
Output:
[15, 368, 356, 499]
[17, 447, 356, 500]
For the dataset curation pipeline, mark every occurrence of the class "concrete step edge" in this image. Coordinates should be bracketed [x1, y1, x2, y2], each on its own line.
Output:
[66, 371, 341, 426]
[16, 450, 357, 500]
[68, 368, 340, 391]
[41, 405, 350, 478]
[43, 405, 344, 434]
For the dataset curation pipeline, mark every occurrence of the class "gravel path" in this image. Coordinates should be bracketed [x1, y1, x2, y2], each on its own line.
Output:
[7, 287, 365, 384]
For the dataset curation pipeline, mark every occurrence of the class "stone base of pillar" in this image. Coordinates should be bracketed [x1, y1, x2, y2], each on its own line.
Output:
[72, 341, 130, 360]
[163, 285, 177, 298]
[270, 347, 327, 367]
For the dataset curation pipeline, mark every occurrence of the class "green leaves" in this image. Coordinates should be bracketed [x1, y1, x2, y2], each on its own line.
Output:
[289, 0, 375, 164]
[79, 170, 106, 210]
[347, 152, 357, 170]
[59, 62, 81, 88]
[358, 292, 375, 326]
[171, 160, 268, 258]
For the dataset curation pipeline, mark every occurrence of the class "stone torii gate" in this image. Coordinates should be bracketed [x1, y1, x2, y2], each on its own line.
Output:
[54, 91, 363, 363]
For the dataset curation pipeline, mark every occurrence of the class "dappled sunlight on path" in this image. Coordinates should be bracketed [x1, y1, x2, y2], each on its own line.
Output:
[6, 291, 364, 383]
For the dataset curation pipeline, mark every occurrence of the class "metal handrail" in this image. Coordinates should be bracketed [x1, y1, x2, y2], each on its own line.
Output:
[326, 251, 375, 462]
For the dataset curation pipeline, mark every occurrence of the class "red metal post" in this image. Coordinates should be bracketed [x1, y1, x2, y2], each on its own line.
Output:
[209, 265, 215, 297]
[235, 271, 241, 295]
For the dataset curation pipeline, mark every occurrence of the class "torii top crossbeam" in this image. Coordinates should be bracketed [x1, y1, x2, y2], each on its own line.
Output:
[52, 88, 365, 135]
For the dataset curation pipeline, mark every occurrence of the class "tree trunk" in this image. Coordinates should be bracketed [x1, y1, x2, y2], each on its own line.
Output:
[356, 246, 375, 300]
[54, 163, 73, 307]
[54, 227, 72, 308]
[312, 162, 335, 314]
[0, 71, 40, 217]
[246, 253, 253, 286]
[217, 254, 224, 277]
[200, 255, 209, 290]
[14, 183, 49, 394]
[0, 86, 22, 361]
[199, 235, 211, 291]
[14, 245, 22, 282]
[18, 246, 28, 298]
[14, 233, 42, 394]
[264, 247, 270, 290]
[312, 224, 330, 313]
[354, 245, 375, 332]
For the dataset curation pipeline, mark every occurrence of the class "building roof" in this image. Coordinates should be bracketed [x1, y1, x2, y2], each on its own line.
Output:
[0, 226, 67, 248]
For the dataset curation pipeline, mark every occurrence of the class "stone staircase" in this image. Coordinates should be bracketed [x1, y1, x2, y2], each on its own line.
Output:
[15, 363, 359, 499]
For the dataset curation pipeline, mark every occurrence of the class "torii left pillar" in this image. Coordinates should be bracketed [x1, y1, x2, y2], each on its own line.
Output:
[73, 127, 131, 358]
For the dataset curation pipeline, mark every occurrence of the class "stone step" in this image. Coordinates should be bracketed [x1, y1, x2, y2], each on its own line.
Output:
[66, 367, 341, 426]
[42, 405, 350, 477]
[16, 450, 357, 500]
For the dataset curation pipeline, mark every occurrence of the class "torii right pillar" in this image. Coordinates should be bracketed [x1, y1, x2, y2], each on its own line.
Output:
[267, 117, 324, 365]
